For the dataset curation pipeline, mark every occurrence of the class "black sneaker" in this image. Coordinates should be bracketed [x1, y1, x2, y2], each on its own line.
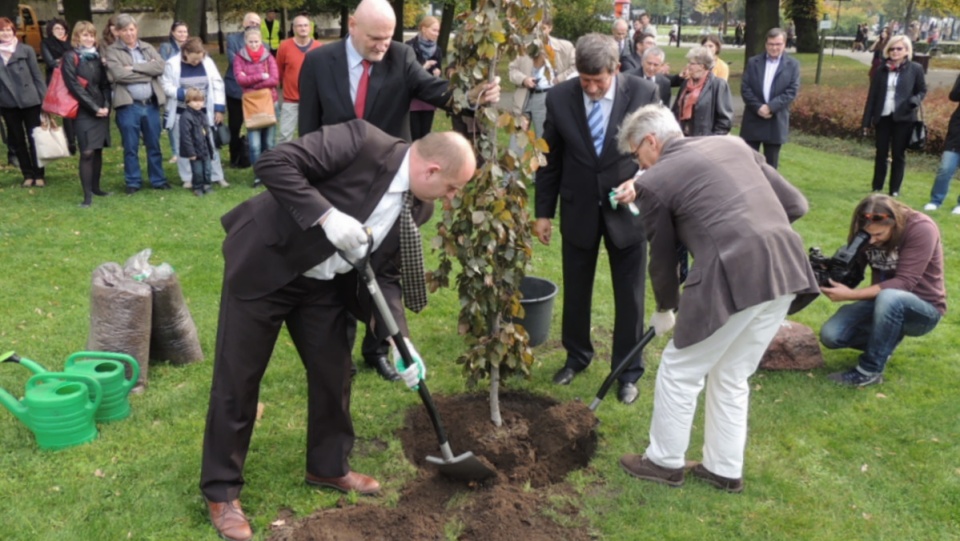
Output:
[125, 187, 140, 195]
[828, 368, 882, 387]
[153, 183, 172, 190]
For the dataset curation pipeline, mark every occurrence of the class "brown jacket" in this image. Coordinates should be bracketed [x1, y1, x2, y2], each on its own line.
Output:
[635, 136, 820, 348]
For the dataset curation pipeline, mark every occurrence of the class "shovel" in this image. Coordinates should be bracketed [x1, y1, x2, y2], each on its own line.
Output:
[588, 327, 656, 411]
[338, 234, 497, 482]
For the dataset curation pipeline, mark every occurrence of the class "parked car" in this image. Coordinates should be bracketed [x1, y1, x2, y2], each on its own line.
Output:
[15, 4, 43, 57]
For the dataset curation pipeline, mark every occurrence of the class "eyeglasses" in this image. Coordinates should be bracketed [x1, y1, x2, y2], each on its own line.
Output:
[889, 47, 905, 51]
[861, 212, 891, 222]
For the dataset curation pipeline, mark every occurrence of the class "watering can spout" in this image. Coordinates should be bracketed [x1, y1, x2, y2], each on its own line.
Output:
[0, 387, 29, 423]
[1, 351, 47, 375]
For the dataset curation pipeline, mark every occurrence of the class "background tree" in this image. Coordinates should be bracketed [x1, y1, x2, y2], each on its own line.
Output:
[784, 0, 820, 52]
[0, 0, 16, 22]
[63, 3, 92, 25]
[743, 0, 779, 59]
[429, 0, 549, 426]
[174, 0, 208, 44]
[551, 0, 607, 40]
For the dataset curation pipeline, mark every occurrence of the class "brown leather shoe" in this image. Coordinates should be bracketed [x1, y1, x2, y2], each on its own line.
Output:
[206, 499, 253, 541]
[687, 462, 744, 493]
[619, 454, 684, 487]
[305, 471, 380, 495]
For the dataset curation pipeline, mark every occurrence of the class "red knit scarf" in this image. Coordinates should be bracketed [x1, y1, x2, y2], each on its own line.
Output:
[678, 74, 708, 121]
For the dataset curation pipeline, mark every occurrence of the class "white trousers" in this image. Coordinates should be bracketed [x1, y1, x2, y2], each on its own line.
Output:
[645, 293, 795, 479]
[277, 102, 299, 143]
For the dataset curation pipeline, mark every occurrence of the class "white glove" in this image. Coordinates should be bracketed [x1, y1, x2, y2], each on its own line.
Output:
[321, 209, 368, 252]
[650, 310, 676, 337]
[392, 337, 427, 390]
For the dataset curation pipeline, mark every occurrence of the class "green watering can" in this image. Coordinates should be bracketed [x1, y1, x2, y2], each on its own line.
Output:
[0, 352, 102, 450]
[64, 352, 139, 422]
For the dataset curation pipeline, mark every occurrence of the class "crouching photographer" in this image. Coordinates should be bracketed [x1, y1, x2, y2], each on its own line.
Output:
[820, 194, 946, 387]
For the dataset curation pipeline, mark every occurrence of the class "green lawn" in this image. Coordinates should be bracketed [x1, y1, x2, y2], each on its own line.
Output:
[1, 55, 959, 540]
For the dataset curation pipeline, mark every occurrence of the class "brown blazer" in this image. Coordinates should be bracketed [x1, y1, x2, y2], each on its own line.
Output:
[635, 136, 820, 348]
[220, 120, 430, 331]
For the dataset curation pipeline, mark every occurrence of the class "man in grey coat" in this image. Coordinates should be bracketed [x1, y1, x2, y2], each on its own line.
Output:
[104, 14, 169, 192]
[611, 105, 819, 493]
[739, 27, 800, 169]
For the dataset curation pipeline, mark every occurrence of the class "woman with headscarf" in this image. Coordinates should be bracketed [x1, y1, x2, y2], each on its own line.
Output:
[41, 17, 76, 154]
[405, 16, 443, 141]
[0, 17, 47, 187]
[670, 46, 733, 136]
[862, 35, 925, 197]
[62, 21, 111, 207]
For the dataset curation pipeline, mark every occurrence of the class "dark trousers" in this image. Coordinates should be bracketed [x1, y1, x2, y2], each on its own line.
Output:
[226, 96, 245, 167]
[560, 219, 646, 384]
[409, 110, 435, 141]
[745, 140, 782, 170]
[200, 274, 365, 502]
[0, 105, 44, 180]
[190, 158, 212, 190]
[872, 115, 913, 195]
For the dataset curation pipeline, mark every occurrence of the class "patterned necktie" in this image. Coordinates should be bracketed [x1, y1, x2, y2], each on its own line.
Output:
[400, 191, 428, 312]
[587, 100, 604, 156]
[354, 59, 371, 119]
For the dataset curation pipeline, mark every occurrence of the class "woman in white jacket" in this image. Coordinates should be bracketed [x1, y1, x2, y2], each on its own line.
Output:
[161, 37, 228, 188]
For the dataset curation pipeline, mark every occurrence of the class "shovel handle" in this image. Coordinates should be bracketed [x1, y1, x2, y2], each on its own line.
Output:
[589, 327, 655, 411]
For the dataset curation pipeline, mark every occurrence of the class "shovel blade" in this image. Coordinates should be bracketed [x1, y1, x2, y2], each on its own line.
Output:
[426, 451, 497, 481]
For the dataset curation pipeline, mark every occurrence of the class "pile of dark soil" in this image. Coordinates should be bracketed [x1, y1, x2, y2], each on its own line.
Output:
[269, 392, 600, 541]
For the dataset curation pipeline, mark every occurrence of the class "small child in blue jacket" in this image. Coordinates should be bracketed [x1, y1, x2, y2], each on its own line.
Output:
[179, 88, 215, 196]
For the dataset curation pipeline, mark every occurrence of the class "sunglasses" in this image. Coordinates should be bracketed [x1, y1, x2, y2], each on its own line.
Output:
[889, 47, 905, 51]
[861, 212, 891, 222]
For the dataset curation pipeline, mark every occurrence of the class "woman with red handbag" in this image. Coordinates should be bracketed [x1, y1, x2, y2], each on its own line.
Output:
[42, 18, 77, 155]
[62, 21, 111, 207]
[0, 17, 47, 187]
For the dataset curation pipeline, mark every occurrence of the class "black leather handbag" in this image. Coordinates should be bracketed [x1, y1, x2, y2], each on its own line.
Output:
[908, 106, 927, 151]
[213, 122, 230, 149]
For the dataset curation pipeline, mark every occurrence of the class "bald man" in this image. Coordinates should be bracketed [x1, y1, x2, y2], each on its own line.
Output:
[297, 0, 497, 380]
[298, 0, 499, 140]
[612, 18, 630, 57]
[200, 121, 476, 541]
[224, 12, 261, 167]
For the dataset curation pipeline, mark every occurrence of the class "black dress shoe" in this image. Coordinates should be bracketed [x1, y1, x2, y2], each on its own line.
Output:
[153, 183, 172, 190]
[552, 367, 577, 386]
[366, 356, 400, 381]
[618, 382, 639, 405]
[125, 187, 140, 195]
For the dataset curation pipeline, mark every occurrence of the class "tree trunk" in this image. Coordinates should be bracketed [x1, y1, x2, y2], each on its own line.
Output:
[0, 0, 17, 21]
[438, 1, 456, 59]
[175, 0, 206, 43]
[743, 0, 779, 60]
[391, 0, 403, 42]
[489, 363, 502, 427]
[63, 3, 92, 25]
[722, 4, 728, 36]
[340, 6, 349, 38]
[794, 16, 818, 53]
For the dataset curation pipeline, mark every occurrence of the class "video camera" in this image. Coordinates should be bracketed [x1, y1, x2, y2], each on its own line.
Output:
[809, 230, 871, 288]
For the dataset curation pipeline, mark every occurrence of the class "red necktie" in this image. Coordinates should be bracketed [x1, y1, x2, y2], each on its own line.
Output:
[354, 60, 371, 119]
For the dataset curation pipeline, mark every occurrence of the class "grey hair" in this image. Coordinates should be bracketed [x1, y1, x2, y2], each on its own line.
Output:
[686, 46, 715, 71]
[575, 33, 620, 75]
[616, 104, 683, 155]
[642, 46, 665, 63]
[766, 27, 787, 41]
[115, 14, 137, 30]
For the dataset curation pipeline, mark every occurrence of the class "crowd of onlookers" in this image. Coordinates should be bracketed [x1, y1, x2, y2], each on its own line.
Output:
[0, 10, 331, 205]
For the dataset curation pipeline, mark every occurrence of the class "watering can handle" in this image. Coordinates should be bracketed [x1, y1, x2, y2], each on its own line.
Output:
[65, 351, 140, 386]
[26, 373, 103, 412]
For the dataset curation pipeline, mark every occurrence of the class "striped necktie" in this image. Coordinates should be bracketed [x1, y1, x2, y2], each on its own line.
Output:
[587, 100, 604, 156]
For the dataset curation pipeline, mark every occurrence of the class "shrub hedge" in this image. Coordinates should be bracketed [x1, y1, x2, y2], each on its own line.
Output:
[792, 84, 955, 155]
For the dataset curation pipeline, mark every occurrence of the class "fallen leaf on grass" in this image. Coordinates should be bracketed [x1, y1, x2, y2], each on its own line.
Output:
[860, 464, 868, 473]
[94, 469, 105, 478]
[862, 513, 872, 520]
[271, 520, 285, 527]
[875, 392, 887, 399]
[257, 402, 265, 420]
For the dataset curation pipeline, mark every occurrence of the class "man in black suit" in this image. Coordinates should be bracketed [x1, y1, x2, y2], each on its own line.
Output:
[624, 47, 673, 106]
[199, 120, 476, 541]
[739, 27, 800, 169]
[297, 0, 497, 379]
[534, 33, 659, 405]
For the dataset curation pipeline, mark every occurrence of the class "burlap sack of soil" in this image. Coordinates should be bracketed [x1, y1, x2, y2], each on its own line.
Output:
[143, 262, 203, 365]
[87, 262, 152, 390]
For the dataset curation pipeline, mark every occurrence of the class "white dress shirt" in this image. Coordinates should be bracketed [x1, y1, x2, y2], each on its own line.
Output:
[762, 56, 780, 103]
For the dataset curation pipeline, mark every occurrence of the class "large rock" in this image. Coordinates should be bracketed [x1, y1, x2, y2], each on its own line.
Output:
[759, 320, 825, 371]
